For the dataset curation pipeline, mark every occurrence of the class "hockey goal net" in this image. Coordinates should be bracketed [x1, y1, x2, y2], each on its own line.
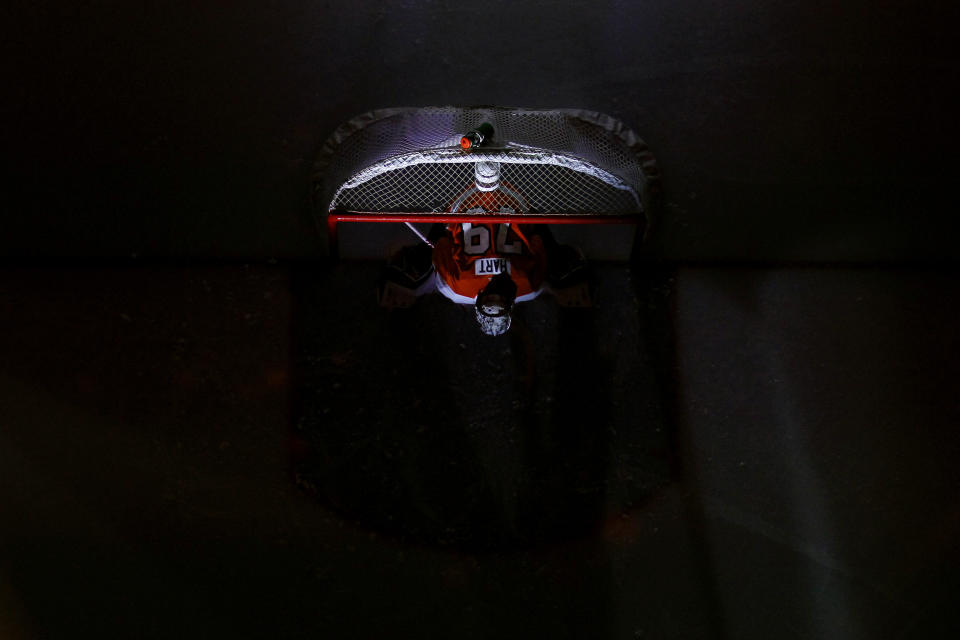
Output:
[312, 107, 660, 254]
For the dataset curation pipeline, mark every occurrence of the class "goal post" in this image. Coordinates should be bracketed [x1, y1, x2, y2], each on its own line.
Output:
[312, 107, 661, 258]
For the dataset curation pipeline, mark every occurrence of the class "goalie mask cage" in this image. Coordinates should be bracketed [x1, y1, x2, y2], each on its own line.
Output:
[312, 107, 660, 256]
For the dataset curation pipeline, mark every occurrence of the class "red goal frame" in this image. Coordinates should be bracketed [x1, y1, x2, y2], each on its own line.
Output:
[326, 210, 644, 258]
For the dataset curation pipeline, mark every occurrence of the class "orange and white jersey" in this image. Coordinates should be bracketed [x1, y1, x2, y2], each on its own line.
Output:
[433, 221, 547, 304]
[432, 175, 547, 303]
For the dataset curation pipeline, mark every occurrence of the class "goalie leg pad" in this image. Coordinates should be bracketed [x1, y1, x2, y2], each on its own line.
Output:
[378, 279, 419, 309]
[547, 244, 589, 289]
[378, 244, 437, 308]
[551, 281, 593, 308]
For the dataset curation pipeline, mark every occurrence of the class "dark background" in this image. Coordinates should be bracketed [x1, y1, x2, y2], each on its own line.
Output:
[3, 1, 959, 638]
[5, 0, 959, 261]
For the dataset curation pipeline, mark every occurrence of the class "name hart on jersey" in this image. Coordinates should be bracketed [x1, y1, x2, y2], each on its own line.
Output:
[476, 258, 508, 275]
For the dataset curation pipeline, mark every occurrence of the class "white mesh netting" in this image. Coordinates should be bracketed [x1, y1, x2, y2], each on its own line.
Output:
[313, 107, 660, 219]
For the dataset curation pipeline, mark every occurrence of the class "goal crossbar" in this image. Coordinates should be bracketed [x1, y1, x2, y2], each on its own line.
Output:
[326, 210, 644, 257]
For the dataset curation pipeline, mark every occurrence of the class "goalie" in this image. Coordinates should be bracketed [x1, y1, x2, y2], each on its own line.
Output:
[377, 161, 590, 336]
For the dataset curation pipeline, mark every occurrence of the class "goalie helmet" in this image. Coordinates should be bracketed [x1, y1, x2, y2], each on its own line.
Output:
[474, 273, 517, 336]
